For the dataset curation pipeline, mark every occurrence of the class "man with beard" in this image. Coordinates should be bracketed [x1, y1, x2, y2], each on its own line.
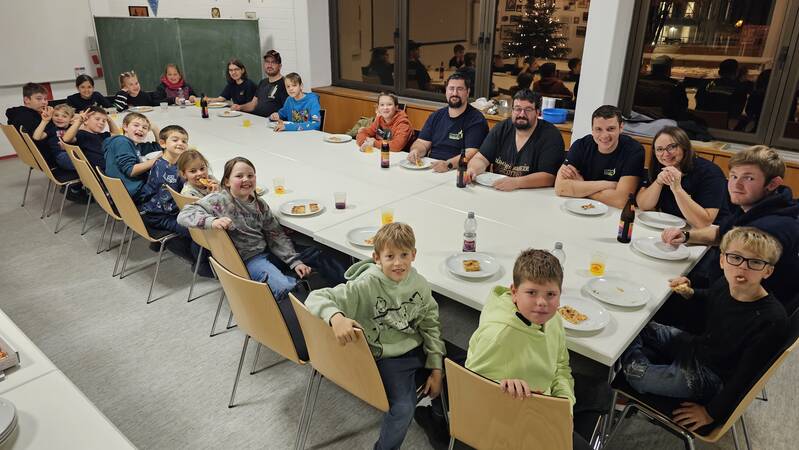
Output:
[463, 89, 564, 191]
[408, 73, 488, 173]
[231, 50, 288, 118]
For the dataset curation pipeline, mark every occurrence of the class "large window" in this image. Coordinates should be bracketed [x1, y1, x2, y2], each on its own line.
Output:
[621, 0, 799, 150]
[330, 0, 587, 106]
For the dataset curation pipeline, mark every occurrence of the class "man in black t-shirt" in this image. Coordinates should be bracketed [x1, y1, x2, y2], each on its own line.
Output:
[465, 89, 564, 191]
[554, 105, 644, 208]
[232, 50, 289, 118]
[407, 41, 431, 91]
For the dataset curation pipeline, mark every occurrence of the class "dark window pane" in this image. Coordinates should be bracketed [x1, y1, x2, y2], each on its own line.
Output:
[781, 80, 799, 139]
[337, 0, 395, 87]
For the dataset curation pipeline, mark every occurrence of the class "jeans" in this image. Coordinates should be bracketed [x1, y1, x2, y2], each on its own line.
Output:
[375, 346, 430, 450]
[54, 150, 75, 171]
[244, 253, 297, 301]
[621, 322, 723, 401]
[141, 212, 190, 237]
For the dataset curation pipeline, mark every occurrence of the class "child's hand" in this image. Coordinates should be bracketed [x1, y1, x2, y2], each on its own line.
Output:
[212, 217, 232, 229]
[40, 106, 53, 122]
[500, 379, 534, 400]
[330, 313, 362, 345]
[294, 263, 311, 278]
[188, 95, 197, 104]
[422, 369, 443, 399]
[274, 121, 285, 132]
[672, 402, 713, 431]
[75, 108, 90, 124]
[207, 179, 221, 192]
[669, 277, 694, 298]
[269, 112, 280, 121]
[58, 139, 66, 150]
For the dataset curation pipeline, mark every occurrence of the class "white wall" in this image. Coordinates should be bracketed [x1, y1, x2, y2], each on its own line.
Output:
[2, 0, 330, 156]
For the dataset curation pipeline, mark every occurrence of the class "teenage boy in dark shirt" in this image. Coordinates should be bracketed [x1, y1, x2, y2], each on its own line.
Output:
[231, 50, 289, 118]
[464, 89, 564, 191]
[5, 82, 62, 168]
[62, 106, 120, 171]
[554, 105, 645, 208]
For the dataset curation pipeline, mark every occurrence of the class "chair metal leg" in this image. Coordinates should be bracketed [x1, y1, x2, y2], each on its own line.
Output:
[295, 369, 318, 450]
[732, 422, 741, 450]
[447, 438, 455, 450]
[597, 389, 619, 447]
[226, 310, 237, 329]
[757, 387, 768, 402]
[601, 403, 633, 449]
[113, 225, 128, 277]
[53, 184, 71, 233]
[296, 369, 322, 450]
[740, 415, 751, 450]
[228, 335, 250, 408]
[80, 193, 93, 235]
[146, 236, 175, 304]
[250, 344, 262, 375]
[21, 167, 32, 207]
[40, 181, 51, 219]
[119, 229, 134, 279]
[107, 219, 117, 252]
[46, 183, 58, 217]
[210, 291, 227, 337]
[187, 247, 203, 302]
[97, 214, 110, 254]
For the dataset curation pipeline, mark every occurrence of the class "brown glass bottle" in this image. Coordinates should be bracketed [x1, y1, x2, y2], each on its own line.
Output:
[617, 193, 635, 243]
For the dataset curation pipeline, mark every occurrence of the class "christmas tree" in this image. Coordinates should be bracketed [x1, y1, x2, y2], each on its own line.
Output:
[504, 2, 570, 60]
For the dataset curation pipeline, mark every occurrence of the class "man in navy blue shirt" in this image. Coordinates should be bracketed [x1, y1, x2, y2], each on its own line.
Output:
[408, 73, 489, 173]
[554, 105, 644, 208]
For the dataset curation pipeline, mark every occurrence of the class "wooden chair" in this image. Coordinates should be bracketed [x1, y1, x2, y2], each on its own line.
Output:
[604, 312, 799, 450]
[97, 169, 178, 304]
[289, 294, 388, 450]
[210, 258, 307, 408]
[1, 124, 42, 208]
[61, 143, 100, 235]
[202, 228, 248, 336]
[445, 358, 573, 450]
[64, 146, 126, 272]
[19, 131, 80, 232]
[166, 186, 213, 303]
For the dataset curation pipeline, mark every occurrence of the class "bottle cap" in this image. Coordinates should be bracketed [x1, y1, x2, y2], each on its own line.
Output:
[554, 242, 563, 249]
[467, 211, 475, 218]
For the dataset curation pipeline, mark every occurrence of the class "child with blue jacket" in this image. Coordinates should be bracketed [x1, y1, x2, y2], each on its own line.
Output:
[102, 112, 162, 204]
[269, 73, 321, 132]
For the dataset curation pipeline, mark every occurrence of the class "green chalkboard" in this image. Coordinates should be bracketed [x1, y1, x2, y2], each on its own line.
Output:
[94, 17, 261, 98]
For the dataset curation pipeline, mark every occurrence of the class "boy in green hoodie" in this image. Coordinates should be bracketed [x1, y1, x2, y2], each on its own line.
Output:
[305, 223, 445, 450]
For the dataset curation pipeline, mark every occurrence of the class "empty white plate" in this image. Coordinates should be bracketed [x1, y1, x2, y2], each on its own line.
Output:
[632, 236, 689, 261]
[207, 102, 228, 108]
[558, 296, 610, 332]
[128, 106, 153, 113]
[475, 172, 507, 187]
[217, 110, 242, 117]
[324, 134, 353, 143]
[279, 199, 325, 217]
[399, 158, 433, 170]
[564, 199, 609, 216]
[347, 226, 380, 248]
[638, 211, 687, 229]
[445, 252, 500, 279]
[584, 277, 649, 307]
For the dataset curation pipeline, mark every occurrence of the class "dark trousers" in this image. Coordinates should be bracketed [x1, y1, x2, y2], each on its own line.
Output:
[374, 346, 430, 450]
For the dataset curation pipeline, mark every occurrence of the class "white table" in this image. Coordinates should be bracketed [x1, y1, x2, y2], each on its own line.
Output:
[0, 311, 56, 395]
[127, 106, 707, 368]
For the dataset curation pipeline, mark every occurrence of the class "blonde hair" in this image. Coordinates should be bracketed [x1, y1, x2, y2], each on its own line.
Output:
[374, 223, 416, 255]
[177, 149, 210, 174]
[729, 145, 785, 182]
[122, 112, 150, 128]
[119, 71, 138, 89]
[720, 226, 782, 265]
[512, 249, 563, 289]
[53, 103, 75, 117]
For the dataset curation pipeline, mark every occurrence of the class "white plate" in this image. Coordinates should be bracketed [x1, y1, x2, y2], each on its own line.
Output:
[128, 106, 153, 113]
[142, 151, 163, 161]
[399, 158, 433, 170]
[632, 236, 689, 261]
[279, 199, 325, 217]
[638, 211, 687, 230]
[475, 172, 507, 187]
[445, 252, 500, 279]
[558, 296, 610, 332]
[324, 134, 353, 143]
[347, 226, 380, 248]
[254, 186, 268, 196]
[584, 277, 649, 307]
[0, 398, 17, 443]
[208, 102, 228, 108]
[217, 110, 242, 118]
[564, 199, 609, 216]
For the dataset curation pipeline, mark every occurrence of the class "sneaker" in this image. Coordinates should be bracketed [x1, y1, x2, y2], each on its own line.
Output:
[413, 406, 449, 450]
[197, 261, 214, 278]
[65, 187, 90, 203]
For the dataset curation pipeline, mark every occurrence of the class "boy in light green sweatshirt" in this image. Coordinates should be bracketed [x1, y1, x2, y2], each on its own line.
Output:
[305, 222, 445, 450]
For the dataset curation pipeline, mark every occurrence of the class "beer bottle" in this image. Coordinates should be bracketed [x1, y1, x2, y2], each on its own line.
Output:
[456, 147, 467, 188]
[380, 141, 390, 168]
[200, 94, 209, 119]
[617, 193, 635, 243]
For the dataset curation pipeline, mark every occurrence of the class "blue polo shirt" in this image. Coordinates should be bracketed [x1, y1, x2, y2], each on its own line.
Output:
[418, 105, 488, 160]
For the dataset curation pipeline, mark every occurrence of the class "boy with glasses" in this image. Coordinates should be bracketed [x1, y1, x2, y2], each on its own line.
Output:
[622, 226, 787, 432]
[464, 89, 564, 191]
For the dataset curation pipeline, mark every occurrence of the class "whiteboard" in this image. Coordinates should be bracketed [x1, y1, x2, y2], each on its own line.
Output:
[0, 0, 95, 86]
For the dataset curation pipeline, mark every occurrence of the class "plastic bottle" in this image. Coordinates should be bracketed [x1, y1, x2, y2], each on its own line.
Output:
[463, 211, 477, 252]
[552, 242, 566, 267]
[176, 88, 185, 108]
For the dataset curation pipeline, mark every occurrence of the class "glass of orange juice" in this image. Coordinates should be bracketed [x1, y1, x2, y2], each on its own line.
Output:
[381, 207, 394, 226]
[589, 251, 606, 276]
[273, 176, 286, 195]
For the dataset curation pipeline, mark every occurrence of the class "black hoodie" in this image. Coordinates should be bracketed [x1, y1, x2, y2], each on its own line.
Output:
[715, 186, 799, 312]
[5, 105, 60, 167]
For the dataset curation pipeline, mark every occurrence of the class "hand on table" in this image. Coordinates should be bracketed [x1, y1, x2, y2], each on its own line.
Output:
[463, 168, 478, 185]
[558, 164, 583, 181]
[431, 160, 450, 173]
[493, 176, 519, 191]
[269, 112, 280, 121]
[658, 166, 683, 190]
[661, 227, 686, 246]
[274, 121, 285, 132]
[230, 104, 242, 111]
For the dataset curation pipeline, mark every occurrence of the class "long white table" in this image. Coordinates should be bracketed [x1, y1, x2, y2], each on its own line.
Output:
[133, 106, 706, 368]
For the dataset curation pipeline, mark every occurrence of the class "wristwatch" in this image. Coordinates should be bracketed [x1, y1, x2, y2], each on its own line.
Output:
[681, 230, 690, 242]
[447, 161, 454, 170]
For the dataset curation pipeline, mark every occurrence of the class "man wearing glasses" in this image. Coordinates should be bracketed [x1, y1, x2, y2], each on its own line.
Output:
[232, 50, 288, 118]
[408, 74, 488, 173]
[463, 89, 564, 191]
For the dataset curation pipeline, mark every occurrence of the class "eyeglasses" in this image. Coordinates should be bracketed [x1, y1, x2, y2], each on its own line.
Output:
[724, 252, 770, 271]
[654, 143, 679, 154]
[512, 107, 536, 115]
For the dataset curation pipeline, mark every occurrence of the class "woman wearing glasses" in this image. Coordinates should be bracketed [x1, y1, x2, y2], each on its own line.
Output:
[636, 126, 727, 228]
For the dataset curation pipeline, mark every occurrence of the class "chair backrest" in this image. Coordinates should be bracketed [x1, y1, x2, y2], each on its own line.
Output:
[210, 257, 304, 364]
[445, 358, 573, 450]
[693, 109, 729, 130]
[1, 124, 41, 171]
[289, 294, 389, 412]
[203, 228, 249, 278]
[165, 185, 209, 250]
[704, 311, 799, 442]
[19, 131, 57, 180]
[64, 145, 120, 220]
[97, 169, 153, 240]
[318, 109, 326, 133]
[362, 74, 382, 85]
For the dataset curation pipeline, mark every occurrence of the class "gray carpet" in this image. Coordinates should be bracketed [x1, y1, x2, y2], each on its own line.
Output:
[0, 158, 795, 450]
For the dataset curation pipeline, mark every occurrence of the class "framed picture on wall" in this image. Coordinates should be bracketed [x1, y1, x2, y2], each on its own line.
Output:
[501, 25, 515, 41]
[573, 16, 579, 24]
[128, 6, 149, 16]
[505, 0, 517, 9]
[576, 26, 587, 37]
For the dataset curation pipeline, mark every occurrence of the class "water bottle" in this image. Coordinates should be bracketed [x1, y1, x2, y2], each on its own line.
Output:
[552, 242, 566, 268]
[463, 212, 477, 252]
[177, 88, 185, 108]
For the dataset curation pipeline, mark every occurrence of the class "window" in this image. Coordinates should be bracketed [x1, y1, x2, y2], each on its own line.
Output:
[332, 0, 396, 88]
[621, 0, 799, 150]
